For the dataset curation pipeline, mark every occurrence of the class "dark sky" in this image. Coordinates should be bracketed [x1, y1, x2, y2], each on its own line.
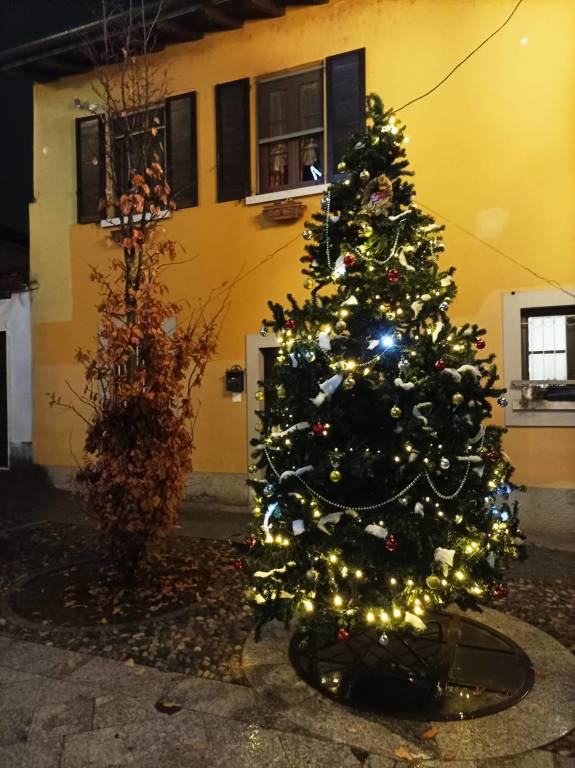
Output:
[0, 1, 100, 237]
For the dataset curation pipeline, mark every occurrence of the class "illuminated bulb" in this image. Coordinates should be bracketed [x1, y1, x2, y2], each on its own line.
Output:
[253, 506, 261, 515]
[363, 367, 371, 376]
[340, 309, 349, 318]
[284, 438, 292, 446]
[381, 335, 395, 348]
[437, 510, 444, 518]
[329, 554, 338, 563]
[275, 535, 282, 543]
[423, 594, 431, 603]
[304, 600, 314, 612]
[389, 116, 396, 124]
[380, 610, 390, 622]
[394, 455, 401, 463]
[366, 611, 375, 623]
[341, 566, 348, 578]
[414, 605, 424, 616]
[390, 577, 397, 586]
[406, 579, 414, 587]
[313, 509, 321, 519]
[345, 360, 356, 370]
[282, 538, 290, 546]
[265, 534, 273, 544]
[333, 594, 343, 607]
[403, 136, 410, 144]
[454, 570, 465, 581]
[471, 585, 482, 594]
[441, 579, 448, 587]
[414, 598, 421, 606]
[393, 607, 402, 619]
[519, 36, 529, 45]
[355, 569, 363, 579]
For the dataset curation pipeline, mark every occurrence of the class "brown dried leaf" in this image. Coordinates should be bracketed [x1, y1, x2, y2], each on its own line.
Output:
[394, 746, 414, 761]
[124, 658, 135, 667]
[422, 727, 438, 740]
[443, 751, 457, 762]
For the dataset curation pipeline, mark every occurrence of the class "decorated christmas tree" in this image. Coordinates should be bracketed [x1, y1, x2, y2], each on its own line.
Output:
[245, 95, 523, 641]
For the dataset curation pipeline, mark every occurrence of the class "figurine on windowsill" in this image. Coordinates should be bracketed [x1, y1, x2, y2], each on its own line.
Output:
[301, 136, 320, 182]
[269, 142, 288, 188]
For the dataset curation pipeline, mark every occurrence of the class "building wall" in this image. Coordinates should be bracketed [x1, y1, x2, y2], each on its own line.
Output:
[30, 0, 575, 543]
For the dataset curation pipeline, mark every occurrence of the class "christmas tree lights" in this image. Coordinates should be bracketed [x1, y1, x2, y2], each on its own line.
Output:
[244, 94, 524, 641]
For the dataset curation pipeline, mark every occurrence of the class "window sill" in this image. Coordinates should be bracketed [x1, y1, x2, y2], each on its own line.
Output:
[99, 210, 172, 228]
[245, 184, 327, 207]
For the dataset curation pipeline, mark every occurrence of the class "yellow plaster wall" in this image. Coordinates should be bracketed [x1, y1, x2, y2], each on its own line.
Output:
[31, 0, 575, 488]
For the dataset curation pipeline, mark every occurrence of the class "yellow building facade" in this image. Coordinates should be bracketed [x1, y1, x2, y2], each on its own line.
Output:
[27, 0, 574, 546]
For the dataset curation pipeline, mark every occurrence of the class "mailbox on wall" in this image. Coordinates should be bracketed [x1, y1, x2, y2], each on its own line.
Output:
[225, 366, 245, 393]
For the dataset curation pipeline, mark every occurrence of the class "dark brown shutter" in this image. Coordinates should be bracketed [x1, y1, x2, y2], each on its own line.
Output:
[76, 115, 105, 224]
[166, 91, 198, 209]
[215, 78, 251, 202]
[326, 48, 366, 181]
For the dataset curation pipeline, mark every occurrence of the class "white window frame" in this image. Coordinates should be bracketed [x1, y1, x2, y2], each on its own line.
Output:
[502, 288, 575, 427]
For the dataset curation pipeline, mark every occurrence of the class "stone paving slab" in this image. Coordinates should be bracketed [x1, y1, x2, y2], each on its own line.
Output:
[0, 624, 572, 767]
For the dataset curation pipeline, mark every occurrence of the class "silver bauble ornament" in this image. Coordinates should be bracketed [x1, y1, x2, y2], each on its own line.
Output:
[440, 457, 450, 470]
[378, 632, 389, 646]
[497, 394, 509, 407]
[260, 325, 269, 337]
[303, 229, 313, 241]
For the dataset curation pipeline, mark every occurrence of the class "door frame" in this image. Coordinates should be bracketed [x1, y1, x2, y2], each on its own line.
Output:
[245, 331, 278, 471]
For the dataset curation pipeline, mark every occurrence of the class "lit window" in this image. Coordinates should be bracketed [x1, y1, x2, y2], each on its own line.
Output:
[521, 306, 575, 380]
[257, 67, 324, 194]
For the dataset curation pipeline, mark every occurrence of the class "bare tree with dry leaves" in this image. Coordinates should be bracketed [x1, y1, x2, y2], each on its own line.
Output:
[52, 1, 228, 579]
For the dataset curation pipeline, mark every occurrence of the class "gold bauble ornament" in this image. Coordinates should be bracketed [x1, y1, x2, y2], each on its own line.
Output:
[337, 161, 347, 173]
[452, 392, 464, 406]
[360, 224, 373, 238]
[255, 390, 265, 401]
[330, 470, 342, 483]
[390, 405, 402, 419]
[276, 384, 286, 399]
[335, 320, 347, 332]
[359, 169, 370, 183]
[248, 463, 258, 474]
[343, 376, 356, 390]
[303, 278, 314, 290]
[426, 575, 442, 590]
[254, 423, 263, 433]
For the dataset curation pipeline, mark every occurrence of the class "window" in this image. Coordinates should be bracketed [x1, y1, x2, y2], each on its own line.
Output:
[521, 306, 575, 380]
[111, 106, 166, 197]
[257, 67, 324, 194]
[502, 290, 575, 427]
[76, 91, 198, 224]
[215, 49, 365, 203]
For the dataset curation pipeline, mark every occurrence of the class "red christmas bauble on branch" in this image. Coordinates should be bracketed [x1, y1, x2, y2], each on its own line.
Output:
[385, 535, 398, 552]
[285, 319, 296, 330]
[434, 359, 446, 371]
[387, 268, 400, 282]
[476, 339, 486, 350]
[344, 253, 356, 268]
[337, 628, 350, 642]
[493, 584, 508, 600]
[312, 423, 326, 436]
[233, 560, 245, 570]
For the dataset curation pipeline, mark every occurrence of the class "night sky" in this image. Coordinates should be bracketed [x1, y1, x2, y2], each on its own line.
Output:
[0, 0, 100, 238]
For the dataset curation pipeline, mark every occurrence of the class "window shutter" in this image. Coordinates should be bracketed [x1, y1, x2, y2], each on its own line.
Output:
[76, 115, 106, 224]
[326, 48, 366, 181]
[215, 78, 251, 202]
[166, 91, 198, 209]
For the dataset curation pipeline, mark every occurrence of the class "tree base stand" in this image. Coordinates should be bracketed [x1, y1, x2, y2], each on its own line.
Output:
[289, 612, 534, 721]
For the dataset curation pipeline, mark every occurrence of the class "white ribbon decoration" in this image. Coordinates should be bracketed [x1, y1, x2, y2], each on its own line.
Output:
[434, 547, 455, 576]
[395, 377, 415, 391]
[458, 364, 482, 379]
[292, 519, 305, 536]
[405, 612, 427, 631]
[320, 374, 343, 395]
[279, 465, 314, 483]
[341, 295, 359, 306]
[440, 367, 462, 383]
[272, 422, 310, 439]
[365, 523, 388, 539]
[318, 331, 332, 351]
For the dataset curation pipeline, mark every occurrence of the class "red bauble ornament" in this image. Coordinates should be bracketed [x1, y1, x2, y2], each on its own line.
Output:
[387, 268, 401, 282]
[233, 560, 245, 570]
[343, 253, 356, 268]
[245, 535, 257, 549]
[285, 319, 296, 330]
[312, 423, 326, 436]
[486, 449, 499, 462]
[337, 628, 350, 642]
[434, 359, 446, 371]
[476, 339, 486, 350]
[493, 584, 508, 600]
[385, 535, 398, 552]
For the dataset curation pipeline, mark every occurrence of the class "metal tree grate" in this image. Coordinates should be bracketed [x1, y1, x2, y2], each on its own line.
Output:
[289, 612, 534, 721]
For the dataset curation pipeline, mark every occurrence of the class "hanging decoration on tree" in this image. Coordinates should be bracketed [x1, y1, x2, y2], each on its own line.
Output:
[244, 94, 524, 642]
